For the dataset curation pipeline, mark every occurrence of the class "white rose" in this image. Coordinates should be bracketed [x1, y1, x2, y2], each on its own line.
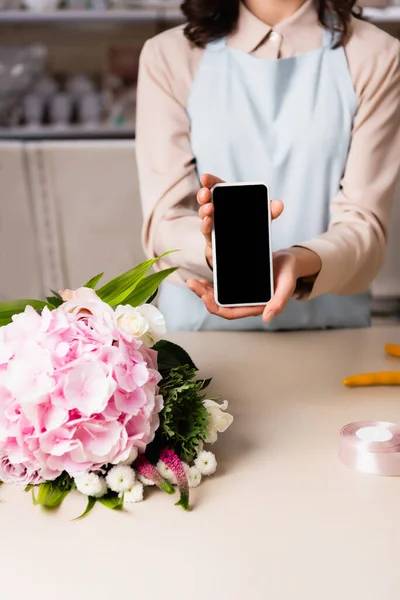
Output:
[115, 305, 150, 340]
[203, 399, 234, 444]
[136, 304, 166, 347]
[115, 304, 166, 347]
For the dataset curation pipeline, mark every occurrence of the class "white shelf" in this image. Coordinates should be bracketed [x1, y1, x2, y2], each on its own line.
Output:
[0, 5, 397, 24]
[0, 5, 182, 23]
[0, 124, 135, 139]
[364, 6, 400, 21]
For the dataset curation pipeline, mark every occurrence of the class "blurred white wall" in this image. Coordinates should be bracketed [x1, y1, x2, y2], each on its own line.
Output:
[1, 140, 144, 299]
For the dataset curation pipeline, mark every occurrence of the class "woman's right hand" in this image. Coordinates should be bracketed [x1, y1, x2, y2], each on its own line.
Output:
[197, 173, 284, 269]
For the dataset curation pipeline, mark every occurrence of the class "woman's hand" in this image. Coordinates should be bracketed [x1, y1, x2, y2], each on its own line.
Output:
[196, 173, 284, 269]
[188, 247, 321, 323]
[187, 174, 322, 323]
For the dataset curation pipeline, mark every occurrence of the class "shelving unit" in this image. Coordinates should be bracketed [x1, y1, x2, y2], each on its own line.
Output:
[0, 4, 398, 140]
[364, 6, 400, 21]
[0, 124, 135, 140]
[0, 6, 183, 23]
[0, 4, 397, 24]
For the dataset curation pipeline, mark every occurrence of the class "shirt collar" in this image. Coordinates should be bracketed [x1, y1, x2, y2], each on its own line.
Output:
[228, 0, 321, 53]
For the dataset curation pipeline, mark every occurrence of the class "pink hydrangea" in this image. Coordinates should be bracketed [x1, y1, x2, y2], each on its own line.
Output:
[0, 299, 163, 484]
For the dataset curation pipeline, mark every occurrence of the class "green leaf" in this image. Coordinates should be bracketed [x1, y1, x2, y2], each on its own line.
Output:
[96, 251, 177, 307]
[99, 493, 124, 510]
[146, 365, 209, 464]
[46, 296, 63, 308]
[24, 484, 34, 492]
[84, 272, 104, 289]
[123, 267, 177, 307]
[73, 496, 97, 521]
[49, 289, 62, 299]
[199, 378, 212, 390]
[0, 299, 54, 326]
[154, 340, 197, 373]
[175, 494, 189, 511]
[146, 288, 159, 304]
[32, 473, 73, 509]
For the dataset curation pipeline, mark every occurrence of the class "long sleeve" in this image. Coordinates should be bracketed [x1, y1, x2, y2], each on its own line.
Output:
[136, 34, 211, 284]
[300, 35, 400, 299]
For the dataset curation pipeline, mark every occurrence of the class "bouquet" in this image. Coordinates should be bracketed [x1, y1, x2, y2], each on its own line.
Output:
[0, 254, 232, 518]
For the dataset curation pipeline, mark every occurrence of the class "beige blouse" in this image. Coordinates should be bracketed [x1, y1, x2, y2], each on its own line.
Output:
[136, 1, 400, 298]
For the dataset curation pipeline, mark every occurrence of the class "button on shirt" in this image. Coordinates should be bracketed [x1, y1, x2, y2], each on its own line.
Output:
[136, 0, 400, 298]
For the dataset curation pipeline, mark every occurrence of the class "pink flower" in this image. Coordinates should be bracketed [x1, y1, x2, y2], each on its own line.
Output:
[159, 448, 189, 510]
[135, 455, 175, 494]
[0, 455, 43, 486]
[63, 358, 116, 416]
[0, 297, 163, 484]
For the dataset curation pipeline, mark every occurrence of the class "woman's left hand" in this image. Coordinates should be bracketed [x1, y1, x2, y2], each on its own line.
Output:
[187, 247, 321, 323]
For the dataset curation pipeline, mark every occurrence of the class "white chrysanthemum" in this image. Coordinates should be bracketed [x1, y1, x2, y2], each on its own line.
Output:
[106, 465, 135, 492]
[123, 481, 144, 503]
[137, 472, 156, 486]
[188, 466, 202, 488]
[74, 473, 108, 498]
[195, 451, 217, 476]
[156, 460, 177, 484]
[183, 462, 202, 488]
[120, 447, 139, 466]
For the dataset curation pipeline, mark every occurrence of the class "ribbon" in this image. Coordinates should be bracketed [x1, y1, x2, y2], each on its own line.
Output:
[339, 421, 400, 476]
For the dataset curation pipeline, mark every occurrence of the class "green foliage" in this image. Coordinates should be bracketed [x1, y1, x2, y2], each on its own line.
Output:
[46, 296, 63, 308]
[123, 267, 177, 307]
[154, 340, 198, 374]
[32, 472, 74, 509]
[0, 299, 55, 326]
[99, 492, 124, 510]
[84, 272, 104, 289]
[73, 496, 97, 521]
[96, 251, 176, 307]
[46, 290, 63, 307]
[146, 288, 159, 304]
[0, 253, 179, 329]
[148, 365, 210, 463]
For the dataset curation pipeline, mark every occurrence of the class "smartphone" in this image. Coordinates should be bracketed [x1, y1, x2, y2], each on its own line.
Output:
[211, 182, 273, 307]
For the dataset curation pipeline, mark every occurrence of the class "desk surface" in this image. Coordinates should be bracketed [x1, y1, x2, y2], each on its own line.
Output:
[1, 327, 400, 600]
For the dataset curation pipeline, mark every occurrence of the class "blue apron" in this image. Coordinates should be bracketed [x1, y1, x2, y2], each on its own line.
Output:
[158, 28, 371, 331]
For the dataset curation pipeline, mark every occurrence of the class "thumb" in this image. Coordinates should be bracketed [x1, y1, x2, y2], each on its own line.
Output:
[200, 174, 225, 189]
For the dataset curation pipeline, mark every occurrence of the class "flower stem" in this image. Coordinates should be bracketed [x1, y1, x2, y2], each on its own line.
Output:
[135, 455, 175, 494]
[160, 448, 189, 511]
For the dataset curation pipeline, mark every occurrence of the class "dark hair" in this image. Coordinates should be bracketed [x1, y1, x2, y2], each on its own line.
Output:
[181, 0, 362, 48]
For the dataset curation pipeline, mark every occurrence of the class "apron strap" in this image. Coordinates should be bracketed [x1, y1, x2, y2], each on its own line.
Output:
[206, 38, 227, 52]
[208, 31, 337, 52]
[322, 28, 340, 48]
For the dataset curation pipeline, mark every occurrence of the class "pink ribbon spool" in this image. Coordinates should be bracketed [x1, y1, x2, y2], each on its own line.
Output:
[339, 421, 400, 476]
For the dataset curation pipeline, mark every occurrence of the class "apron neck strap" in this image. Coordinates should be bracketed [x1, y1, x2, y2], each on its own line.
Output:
[207, 30, 338, 52]
[206, 38, 227, 51]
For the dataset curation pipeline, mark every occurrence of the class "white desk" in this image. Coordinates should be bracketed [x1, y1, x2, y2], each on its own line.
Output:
[1, 326, 400, 599]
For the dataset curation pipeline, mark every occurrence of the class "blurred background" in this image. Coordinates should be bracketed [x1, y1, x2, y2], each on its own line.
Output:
[0, 0, 399, 320]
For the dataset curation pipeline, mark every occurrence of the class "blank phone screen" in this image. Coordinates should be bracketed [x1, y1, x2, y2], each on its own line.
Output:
[213, 184, 272, 306]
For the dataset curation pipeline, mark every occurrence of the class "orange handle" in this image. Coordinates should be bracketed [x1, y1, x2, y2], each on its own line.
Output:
[343, 371, 400, 387]
[385, 344, 400, 358]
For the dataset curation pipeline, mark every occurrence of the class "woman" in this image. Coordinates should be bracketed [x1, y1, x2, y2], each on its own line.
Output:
[136, 0, 400, 331]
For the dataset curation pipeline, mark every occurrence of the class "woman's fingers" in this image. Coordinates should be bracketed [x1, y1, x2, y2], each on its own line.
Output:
[270, 199, 284, 220]
[197, 174, 224, 206]
[187, 279, 264, 320]
[199, 203, 214, 220]
[197, 187, 211, 205]
[200, 174, 225, 189]
[262, 253, 297, 323]
[201, 216, 213, 241]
